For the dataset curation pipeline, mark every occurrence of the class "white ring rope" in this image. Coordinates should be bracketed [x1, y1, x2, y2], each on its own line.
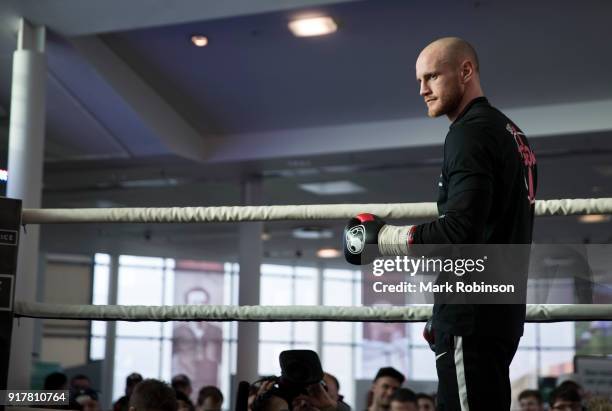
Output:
[22, 198, 612, 224]
[14, 302, 612, 322]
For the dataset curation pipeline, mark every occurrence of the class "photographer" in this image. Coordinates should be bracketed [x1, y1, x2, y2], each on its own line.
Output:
[250, 350, 348, 411]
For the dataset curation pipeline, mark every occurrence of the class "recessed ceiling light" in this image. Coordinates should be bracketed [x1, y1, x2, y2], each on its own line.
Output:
[288, 16, 337, 37]
[299, 181, 365, 195]
[292, 227, 334, 240]
[191, 35, 209, 47]
[317, 248, 341, 258]
[578, 214, 611, 223]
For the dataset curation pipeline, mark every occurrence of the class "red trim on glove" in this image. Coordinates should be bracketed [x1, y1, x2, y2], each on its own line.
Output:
[356, 213, 375, 222]
[407, 225, 416, 246]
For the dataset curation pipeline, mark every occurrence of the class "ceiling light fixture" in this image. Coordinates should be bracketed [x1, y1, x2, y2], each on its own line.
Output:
[288, 16, 337, 37]
[317, 248, 341, 259]
[299, 181, 365, 195]
[578, 214, 611, 224]
[292, 227, 334, 240]
[191, 35, 209, 47]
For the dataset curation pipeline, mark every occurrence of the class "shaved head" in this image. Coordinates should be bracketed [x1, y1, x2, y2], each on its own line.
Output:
[421, 37, 479, 72]
[415, 37, 483, 120]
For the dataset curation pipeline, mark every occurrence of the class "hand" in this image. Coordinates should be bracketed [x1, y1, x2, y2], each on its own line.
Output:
[343, 213, 386, 265]
[256, 379, 276, 397]
[293, 383, 337, 411]
[423, 318, 435, 352]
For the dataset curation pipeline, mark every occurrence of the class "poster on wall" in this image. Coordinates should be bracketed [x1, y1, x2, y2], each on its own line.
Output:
[172, 260, 225, 392]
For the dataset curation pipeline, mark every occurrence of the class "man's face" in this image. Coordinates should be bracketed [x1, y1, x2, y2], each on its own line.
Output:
[390, 400, 417, 411]
[72, 378, 91, 390]
[202, 397, 222, 411]
[417, 398, 435, 411]
[519, 396, 543, 411]
[371, 377, 401, 409]
[415, 47, 463, 118]
[550, 400, 581, 411]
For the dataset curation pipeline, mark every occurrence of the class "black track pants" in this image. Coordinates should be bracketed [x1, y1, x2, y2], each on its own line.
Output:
[434, 329, 521, 411]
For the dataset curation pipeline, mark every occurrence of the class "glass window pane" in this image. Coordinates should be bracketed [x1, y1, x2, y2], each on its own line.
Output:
[520, 323, 537, 348]
[262, 264, 292, 277]
[410, 347, 437, 380]
[539, 322, 575, 348]
[261, 276, 292, 305]
[294, 323, 317, 344]
[509, 349, 538, 383]
[260, 322, 292, 342]
[116, 261, 163, 337]
[259, 343, 289, 376]
[540, 349, 575, 376]
[295, 277, 317, 305]
[324, 280, 352, 306]
[324, 269, 355, 281]
[323, 345, 354, 406]
[114, 338, 161, 401]
[324, 322, 352, 343]
[117, 322, 163, 338]
[90, 336, 106, 361]
[119, 255, 165, 268]
[95, 253, 110, 265]
[90, 255, 109, 360]
[117, 267, 163, 305]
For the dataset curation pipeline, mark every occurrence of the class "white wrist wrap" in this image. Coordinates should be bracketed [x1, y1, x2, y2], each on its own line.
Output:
[378, 224, 414, 256]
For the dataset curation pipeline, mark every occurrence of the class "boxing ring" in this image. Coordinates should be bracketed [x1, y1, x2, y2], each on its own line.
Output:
[10, 197, 612, 323]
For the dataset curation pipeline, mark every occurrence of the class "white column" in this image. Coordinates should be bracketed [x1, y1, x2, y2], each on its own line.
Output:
[7, 18, 46, 389]
[101, 254, 119, 410]
[316, 261, 324, 357]
[235, 177, 263, 383]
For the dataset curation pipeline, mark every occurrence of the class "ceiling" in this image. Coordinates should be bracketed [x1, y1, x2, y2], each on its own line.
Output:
[0, 0, 611, 265]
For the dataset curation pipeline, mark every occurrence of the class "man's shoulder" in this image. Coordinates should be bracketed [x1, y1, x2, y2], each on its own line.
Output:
[444, 122, 495, 151]
[456, 101, 510, 129]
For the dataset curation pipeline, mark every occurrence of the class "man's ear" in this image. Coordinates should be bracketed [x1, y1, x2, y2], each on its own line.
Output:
[461, 60, 475, 83]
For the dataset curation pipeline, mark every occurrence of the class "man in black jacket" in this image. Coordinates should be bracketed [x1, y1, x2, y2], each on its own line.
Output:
[413, 37, 537, 411]
[344, 37, 537, 410]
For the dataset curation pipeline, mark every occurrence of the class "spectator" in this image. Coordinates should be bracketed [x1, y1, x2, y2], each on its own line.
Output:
[389, 388, 417, 411]
[557, 380, 586, 401]
[72, 388, 100, 411]
[71, 374, 92, 391]
[323, 373, 341, 402]
[323, 372, 351, 411]
[114, 373, 144, 411]
[414, 394, 435, 411]
[196, 386, 223, 411]
[172, 374, 193, 398]
[44, 372, 68, 390]
[549, 386, 582, 411]
[368, 367, 405, 411]
[176, 390, 196, 411]
[129, 379, 177, 411]
[518, 389, 544, 411]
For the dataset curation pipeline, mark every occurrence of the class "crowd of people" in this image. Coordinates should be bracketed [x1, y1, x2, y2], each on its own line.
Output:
[42, 361, 608, 411]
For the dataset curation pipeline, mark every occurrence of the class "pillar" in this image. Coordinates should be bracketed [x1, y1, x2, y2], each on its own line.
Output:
[7, 18, 46, 389]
